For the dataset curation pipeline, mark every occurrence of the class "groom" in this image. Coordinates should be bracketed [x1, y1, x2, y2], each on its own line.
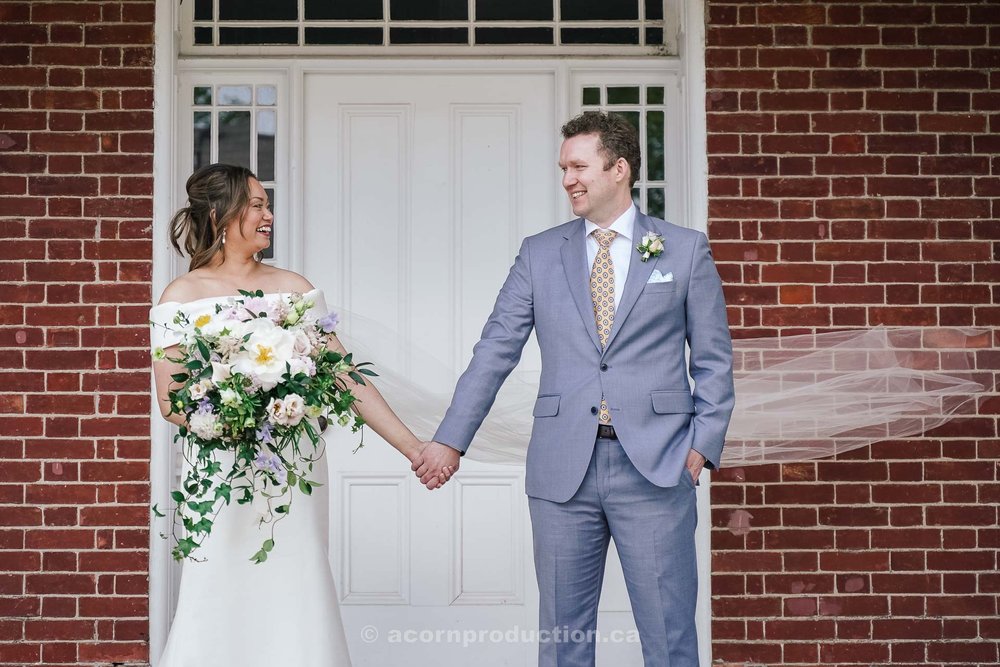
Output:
[413, 111, 734, 666]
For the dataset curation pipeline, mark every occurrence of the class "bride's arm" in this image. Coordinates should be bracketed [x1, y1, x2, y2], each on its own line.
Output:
[326, 334, 423, 464]
[153, 346, 187, 428]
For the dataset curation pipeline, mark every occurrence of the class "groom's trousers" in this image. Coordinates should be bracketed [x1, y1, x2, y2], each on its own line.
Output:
[528, 436, 699, 667]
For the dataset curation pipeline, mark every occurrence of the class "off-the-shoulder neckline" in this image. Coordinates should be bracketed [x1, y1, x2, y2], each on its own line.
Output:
[152, 287, 322, 309]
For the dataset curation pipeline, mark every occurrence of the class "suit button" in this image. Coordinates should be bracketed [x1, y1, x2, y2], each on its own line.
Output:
[600, 363, 608, 371]
[590, 406, 598, 415]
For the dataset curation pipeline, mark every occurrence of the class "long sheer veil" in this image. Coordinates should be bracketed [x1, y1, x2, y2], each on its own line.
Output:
[334, 312, 989, 467]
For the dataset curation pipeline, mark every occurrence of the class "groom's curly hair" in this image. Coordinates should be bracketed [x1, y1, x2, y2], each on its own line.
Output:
[561, 111, 642, 187]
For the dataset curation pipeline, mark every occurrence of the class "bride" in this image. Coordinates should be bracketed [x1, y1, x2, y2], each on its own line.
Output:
[149, 164, 452, 666]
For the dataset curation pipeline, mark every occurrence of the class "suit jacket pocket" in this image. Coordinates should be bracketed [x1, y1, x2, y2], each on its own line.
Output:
[651, 390, 695, 414]
[533, 394, 561, 417]
[642, 282, 677, 294]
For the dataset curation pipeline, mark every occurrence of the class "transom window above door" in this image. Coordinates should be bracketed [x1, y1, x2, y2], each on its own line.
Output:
[181, 0, 677, 54]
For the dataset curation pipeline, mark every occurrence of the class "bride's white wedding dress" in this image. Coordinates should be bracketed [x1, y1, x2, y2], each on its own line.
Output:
[149, 289, 352, 667]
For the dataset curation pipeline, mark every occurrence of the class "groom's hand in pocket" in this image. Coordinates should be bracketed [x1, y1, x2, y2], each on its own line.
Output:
[412, 441, 460, 490]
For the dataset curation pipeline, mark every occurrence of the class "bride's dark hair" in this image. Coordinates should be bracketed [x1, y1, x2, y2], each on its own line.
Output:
[169, 163, 258, 271]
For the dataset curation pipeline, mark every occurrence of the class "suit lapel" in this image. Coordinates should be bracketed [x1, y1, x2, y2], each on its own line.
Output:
[603, 212, 659, 352]
[560, 220, 602, 353]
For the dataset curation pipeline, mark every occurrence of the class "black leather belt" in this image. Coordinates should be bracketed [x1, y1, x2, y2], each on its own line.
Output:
[597, 424, 617, 439]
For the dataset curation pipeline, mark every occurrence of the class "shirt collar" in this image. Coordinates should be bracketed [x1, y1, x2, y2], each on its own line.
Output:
[585, 204, 636, 242]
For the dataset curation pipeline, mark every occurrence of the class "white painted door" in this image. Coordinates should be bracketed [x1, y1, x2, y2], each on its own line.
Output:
[302, 70, 648, 666]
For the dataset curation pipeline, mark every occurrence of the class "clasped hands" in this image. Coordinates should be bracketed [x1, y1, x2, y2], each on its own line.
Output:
[410, 441, 461, 490]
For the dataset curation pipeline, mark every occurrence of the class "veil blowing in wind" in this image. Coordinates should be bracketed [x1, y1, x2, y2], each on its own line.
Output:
[331, 317, 989, 467]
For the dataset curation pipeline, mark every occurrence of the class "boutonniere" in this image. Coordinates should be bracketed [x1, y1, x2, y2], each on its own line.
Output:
[635, 232, 664, 262]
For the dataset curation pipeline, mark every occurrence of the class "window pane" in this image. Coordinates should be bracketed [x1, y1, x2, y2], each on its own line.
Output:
[219, 27, 298, 45]
[645, 27, 663, 45]
[261, 188, 275, 260]
[194, 86, 212, 105]
[645, 0, 663, 20]
[475, 27, 552, 45]
[391, 0, 467, 21]
[305, 0, 382, 20]
[218, 110, 252, 169]
[194, 0, 213, 21]
[647, 187, 665, 219]
[646, 110, 664, 182]
[561, 28, 639, 45]
[390, 27, 468, 44]
[220, 0, 297, 21]
[257, 110, 276, 182]
[305, 27, 384, 45]
[193, 111, 211, 171]
[256, 85, 276, 106]
[217, 85, 253, 106]
[647, 86, 664, 105]
[477, 0, 553, 21]
[607, 86, 640, 105]
[631, 187, 642, 209]
[194, 27, 213, 45]
[582, 87, 601, 105]
[561, 0, 638, 21]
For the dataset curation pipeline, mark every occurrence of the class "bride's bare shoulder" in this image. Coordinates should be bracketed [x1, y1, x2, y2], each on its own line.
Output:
[259, 266, 315, 293]
[156, 271, 219, 304]
[159, 273, 200, 303]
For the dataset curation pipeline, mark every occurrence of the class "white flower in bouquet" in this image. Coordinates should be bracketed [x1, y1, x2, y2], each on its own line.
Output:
[283, 394, 305, 424]
[189, 378, 214, 400]
[189, 308, 233, 338]
[219, 387, 240, 407]
[230, 318, 297, 390]
[189, 407, 223, 440]
[288, 355, 316, 378]
[211, 361, 232, 384]
[266, 394, 306, 426]
[292, 329, 313, 356]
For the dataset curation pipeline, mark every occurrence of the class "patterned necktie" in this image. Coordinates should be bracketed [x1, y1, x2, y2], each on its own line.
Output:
[590, 229, 617, 424]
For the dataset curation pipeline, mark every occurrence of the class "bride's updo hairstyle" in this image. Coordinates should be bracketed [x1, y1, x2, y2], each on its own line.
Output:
[169, 163, 257, 270]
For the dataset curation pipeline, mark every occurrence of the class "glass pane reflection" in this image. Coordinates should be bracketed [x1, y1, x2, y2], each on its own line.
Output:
[218, 110, 252, 169]
[193, 111, 211, 171]
[217, 85, 253, 106]
[257, 110, 276, 182]
[220, 0, 297, 21]
[647, 188, 665, 219]
[646, 110, 664, 182]
[608, 86, 640, 105]
[256, 85, 276, 106]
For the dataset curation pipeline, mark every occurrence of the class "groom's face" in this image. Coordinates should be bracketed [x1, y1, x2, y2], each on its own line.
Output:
[559, 132, 629, 226]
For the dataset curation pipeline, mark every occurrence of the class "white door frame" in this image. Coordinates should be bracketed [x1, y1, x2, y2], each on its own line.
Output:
[150, 1, 710, 663]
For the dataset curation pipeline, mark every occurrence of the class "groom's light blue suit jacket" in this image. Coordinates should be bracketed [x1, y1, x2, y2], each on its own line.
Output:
[434, 212, 735, 503]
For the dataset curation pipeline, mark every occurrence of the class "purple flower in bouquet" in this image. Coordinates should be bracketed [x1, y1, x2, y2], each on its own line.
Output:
[256, 422, 275, 445]
[253, 450, 286, 484]
[318, 312, 339, 334]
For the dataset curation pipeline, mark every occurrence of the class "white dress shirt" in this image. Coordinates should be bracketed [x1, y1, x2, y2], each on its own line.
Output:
[584, 205, 636, 312]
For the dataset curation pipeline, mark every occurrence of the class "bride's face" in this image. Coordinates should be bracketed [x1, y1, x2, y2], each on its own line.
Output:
[226, 177, 273, 256]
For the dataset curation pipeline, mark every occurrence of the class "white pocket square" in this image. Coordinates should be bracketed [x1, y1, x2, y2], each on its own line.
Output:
[648, 270, 673, 284]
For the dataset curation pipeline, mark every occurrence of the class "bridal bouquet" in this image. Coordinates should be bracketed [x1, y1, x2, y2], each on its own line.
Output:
[151, 290, 372, 563]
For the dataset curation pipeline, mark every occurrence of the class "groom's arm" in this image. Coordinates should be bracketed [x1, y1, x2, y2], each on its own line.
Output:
[433, 238, 536, 453]
[685, 233, 735, 470]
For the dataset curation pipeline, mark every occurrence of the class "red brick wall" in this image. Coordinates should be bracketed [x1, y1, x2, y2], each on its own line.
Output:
[0, 2, 155, 665]
[706, 1, 998, 665]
